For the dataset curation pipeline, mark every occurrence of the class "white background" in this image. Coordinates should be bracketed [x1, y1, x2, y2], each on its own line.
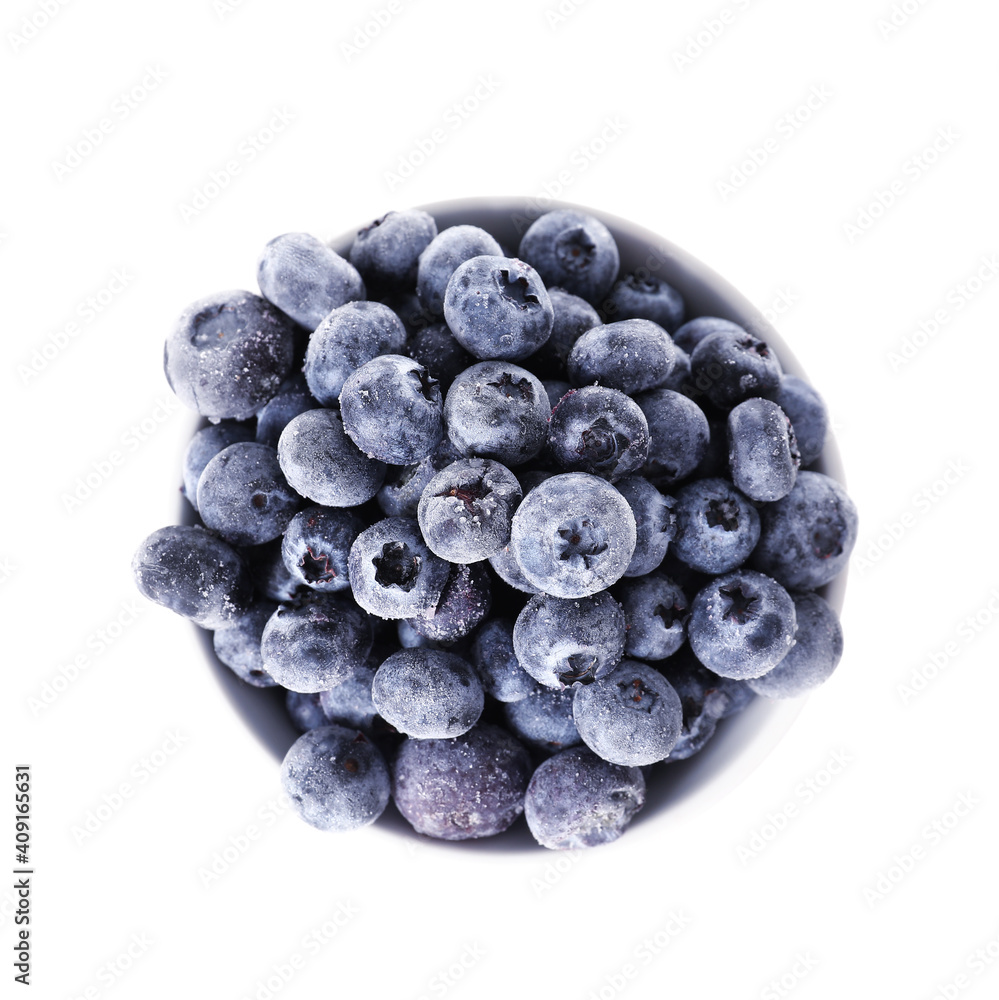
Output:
[4, 0, 999, 997]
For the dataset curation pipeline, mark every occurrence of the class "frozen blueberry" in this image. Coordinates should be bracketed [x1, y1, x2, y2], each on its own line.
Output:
[277, 408, 386, 508]
[197, 442, 300, 547]
[376, 438, 463, 519]
[688, 570, 796, 679]
[513, 591, 626, 688]
[470, 618, 535, 702]
[518, 209, 620, 304]
[286, 691, 329, 732]
[768, 374, 828, 467]
[509, 473, 636, 599]
[417, 225, 503, 316]
[444, 361, 548, 467]
[659, 652, 732, 761]
[349, 209, 438, 296]
[603, 274, 685, 332]
[381, 289, 437, 338]
[659, 344, 693, 395]
[212, 598, 280, 687]
[255, 377, 318, 448]
[548, 386, 649, 482]
[615, 476, 675, 577]
[531, 288, 601, 378]
[164, 290, 297, 421]
[391, 723, 531, 840]
[281, 506, 364, 593]
[671, 477, 761, 575]
[339, 354, 443, 465]
[319, 662, 381, 734]
[443, 255, 554, 361]
[524, 745, 645, 850]
[543, 379, 572, 411]
[635, 388, 710, 488]
[488, 544, 541, 595]
[689, 326, 782, 409]
[728, 397, 800, 502]
[348, 517, 450, 619]
[751, 471, 858, 590]
[280, 724, 390, 832]
[182, 421, 256, 511]
[616, 573, 688, 661]
[672, 316, 746, 356]
[260, 594, 373, 692]
[132, 525, 251, 629]
[247, 537, 303, 603]
[405, 562, 492, 643]
[503, 685, 580, 753]
[417, 458, 522, 563]
[408, 321, 474, 392]
[567, 319, 675, 395]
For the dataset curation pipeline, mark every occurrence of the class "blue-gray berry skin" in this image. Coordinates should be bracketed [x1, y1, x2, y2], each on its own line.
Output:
[768, 374, 828, 467]
[281, 506, 364, 593]
[488, 544, 541, 595]
[543, 379, 572, 411]
[603, 274, 685, 333]
[443, 255, 554, 361]
[728, 397, 800, 502]
[567, 319, 676, 395]
[417, 225, 503, 316]
[672, 316, 746, 356]
[277, 408, 386, 508]
[688, 570, 796, 679]
[339, 354, 443, 465]
[212, 598, 280, 687]
[376, 439, 463, 519]
[260, 595, 373, 693]
[509, 473, 636, 599]
[133, 525, 251, 629]
[747, 591, 844, 698]
[408, 321, 474, 392]
[391, 723, 531, 840]
[513, 591, 627, 689]
[405, 562, 492, 643]
[348, 517, 450, 620]
[548, 386, 650, 483]
[182, 421, 256, 511]
[349, 209, 438, 296]
[417, 458, 522, 564]
[319, 662, 381, 734]
[280, 724, 390, 832]
[304, 301, 408, 406]
[671, 477, 761, 575]
[444, 361, 549, 467]
[751, 471, 858, 590]
[165, 290, 298, 421]
[659, 651, 734, 760]
[286, 691, 329, 732]
[255, 377, 318, 448]
[196, 442, 300, 547]
[659, 344, 692, 395]
[689, 326, 783, 409]
[470, 618, 535, 703]
[524, 745, 645, 850]
[372, 648, 483, 739]
[247, 538, 303, 603]
[636, 388, 710, 489]
[503, 685, 580, 753]
[531, 288, 601, 378]
[616, 573, 688, 661]
[616, 476, 675, 577]
[573, 659, 683, 766]
[257, 232, 365, 331]
[518, 209, 620, 304]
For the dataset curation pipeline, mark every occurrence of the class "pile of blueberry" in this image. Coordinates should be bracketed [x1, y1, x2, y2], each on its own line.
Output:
[133, 205, 857, 850]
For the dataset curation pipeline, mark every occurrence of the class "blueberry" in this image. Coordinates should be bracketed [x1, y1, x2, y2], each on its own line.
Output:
[688, 570, 796, 679]
[513, 591, 626, 688]
[518, 209, 620, 304]
[635, 388, 710, 488]
[616, 573, 688, 661]
[405, 561, 492, 643]
[567, 319, 676, 395]
[339, 354, 443, 465]
[196, 442, 300, 547]
[257, 232, 365, 331]
[319, 662, 381, 734]
[768, 374, 828, 467]
[604, 274, 685, 332]
[689, 326, 782, 409]
[728, 397, 800, 502]
[397, 619, 434, 649]
[372, 647, 483, 739]
[255, 376, 318, 448]
[277, 408, 386, 508]
[392, 723, 531, 840]
[470, 618, 535, 702]
[281, 506, 364, 593]
[509, 473, 636, 599]
[348, 517, 450, 619]
[658, 651, 733, 761]
[659, 344, 693, 395]
[348, 209, 437, 296]
[542, 379, 572, 411]
[615, 476, 675, 577]
[280, 724, 390, 832]
[304, 301, 408, 406]
[246, 537, 303, 603]
[212, 598, 280, 687]
[548, 386, 649, 482]
[671, 477, 761, 574]
[380, 289, 437, 338]
[524, 745, 645, 850]
[164, 290, 297, 421]
[531, 288, 601, 378]
[407, 320, 474, 392]
[417, 458, 522, 563]
[503, 685, 580, 753]
[376, 438, 463, 519]
[751, 471, 858, 590]
[572, 660, 683, 766]
[487, 544, 541, 595]
[132, 525, 251, 629]
[443, 255, 554, 361]
[417, 225, 503, 316]
[286, 690, 329, 732]
[260, 594, 373, 692]
[672, 316, 746, 356]
[181, 421, 256, 511]
[444, 361, 548, 467]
